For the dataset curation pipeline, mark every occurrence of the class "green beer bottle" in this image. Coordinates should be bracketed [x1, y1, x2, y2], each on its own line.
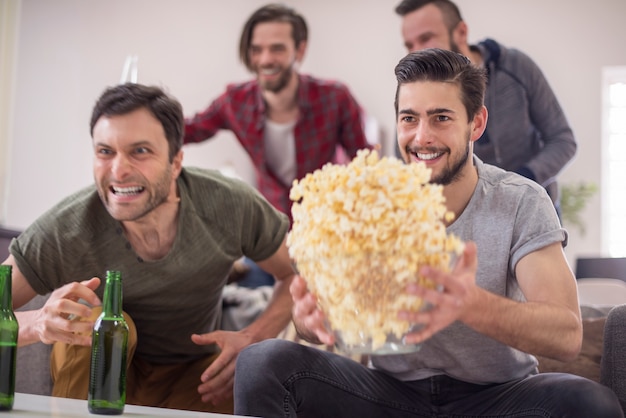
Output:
[0, 265, 18, 411]
[88, 270, 128, 415]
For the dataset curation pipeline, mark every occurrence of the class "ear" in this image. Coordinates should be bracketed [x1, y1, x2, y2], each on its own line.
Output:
[295, 40, 307, 63]
[172, 150, 184, 178]
[452, 20, 469, 48]
[470, 106, 488, 142]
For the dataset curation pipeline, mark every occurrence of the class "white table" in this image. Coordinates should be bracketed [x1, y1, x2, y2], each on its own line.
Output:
[4, 393, 250, 417]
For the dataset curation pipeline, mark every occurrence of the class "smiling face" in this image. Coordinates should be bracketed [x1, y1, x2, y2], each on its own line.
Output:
[397, 80, 486, 186]
[92, 107, 182, 221]
[249, 21, 305, 93]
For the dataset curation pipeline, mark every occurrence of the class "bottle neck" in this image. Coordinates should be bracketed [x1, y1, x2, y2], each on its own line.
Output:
[102, 272, 123, 316]
[0, 266, 12, 310]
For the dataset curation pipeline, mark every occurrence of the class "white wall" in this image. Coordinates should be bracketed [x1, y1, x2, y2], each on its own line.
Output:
[3, 0, 626, 266]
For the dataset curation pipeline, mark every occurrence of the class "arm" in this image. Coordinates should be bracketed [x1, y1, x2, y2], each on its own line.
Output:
[243, 237, 296, 340]
[6, 254, 102, 348]
[191, 237, 295, 404]
[511, 50, 577, 185]
[183, 93, 229, 145]
[404, 241, 582, 362]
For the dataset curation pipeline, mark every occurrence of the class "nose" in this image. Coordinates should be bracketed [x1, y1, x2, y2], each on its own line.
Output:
[257, 48, 274, 66]
[412, 121, 435, 147]
[111, 154, 132, 179]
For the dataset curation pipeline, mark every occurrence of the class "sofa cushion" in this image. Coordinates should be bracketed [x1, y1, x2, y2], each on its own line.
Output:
[536, 317, 605, 383]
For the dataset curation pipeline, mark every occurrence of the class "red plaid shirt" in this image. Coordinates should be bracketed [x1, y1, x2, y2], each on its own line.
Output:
[184, 74, 371, 220]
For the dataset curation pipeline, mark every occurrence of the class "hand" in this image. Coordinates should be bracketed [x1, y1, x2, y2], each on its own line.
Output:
[290, 275, 334, 345]
[191, 329, 254, 405]
[34, 277, 101, 346]
[400, 242, 479, 344]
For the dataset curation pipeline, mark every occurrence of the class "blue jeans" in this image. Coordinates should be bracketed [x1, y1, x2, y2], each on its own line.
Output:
[234, 339, 623, 418]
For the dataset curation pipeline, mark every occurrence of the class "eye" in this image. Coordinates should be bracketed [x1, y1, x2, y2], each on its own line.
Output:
[96, 147, 113, 156]
[134, 146, 150, 155]
[400, 115, 416, 123]
[436, 115, 450, 122]
[270, 44, 287, 53]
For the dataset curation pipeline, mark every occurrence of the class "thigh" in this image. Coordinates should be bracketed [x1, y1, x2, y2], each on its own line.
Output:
[127, 354, 233, 414]
[235, 339, 433, 418]
[441, 373, 623, 418]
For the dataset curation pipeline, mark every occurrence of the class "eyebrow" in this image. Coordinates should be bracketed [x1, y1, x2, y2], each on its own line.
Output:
[398, 107, 455, 116]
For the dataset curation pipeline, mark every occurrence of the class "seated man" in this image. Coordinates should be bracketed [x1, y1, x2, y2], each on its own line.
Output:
[7, 83, 295, 414]
[232, 49, 623, 417]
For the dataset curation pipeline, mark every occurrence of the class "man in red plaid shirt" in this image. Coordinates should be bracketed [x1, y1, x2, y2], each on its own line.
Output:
[184, 3, 372, 220]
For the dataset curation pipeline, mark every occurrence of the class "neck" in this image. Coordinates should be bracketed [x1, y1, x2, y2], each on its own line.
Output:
[442, 159, 479, 223]
[263, 72, 300, 123]
[462, 45, 483, 67]
[121, 192, 180, 261]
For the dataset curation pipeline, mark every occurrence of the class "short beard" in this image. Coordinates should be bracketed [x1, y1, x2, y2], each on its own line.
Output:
[430, 138, 470, 185]
[260, 63, 293, 93]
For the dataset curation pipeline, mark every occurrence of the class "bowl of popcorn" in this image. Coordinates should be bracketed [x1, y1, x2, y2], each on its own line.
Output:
[288, 149, 464, 355]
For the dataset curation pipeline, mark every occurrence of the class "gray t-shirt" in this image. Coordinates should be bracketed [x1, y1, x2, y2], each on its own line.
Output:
[11, 167, 289, 364]
[371, 157, 566, 384]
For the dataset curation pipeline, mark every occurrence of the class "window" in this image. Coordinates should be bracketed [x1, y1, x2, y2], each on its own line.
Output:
[602, 67, 626, 256]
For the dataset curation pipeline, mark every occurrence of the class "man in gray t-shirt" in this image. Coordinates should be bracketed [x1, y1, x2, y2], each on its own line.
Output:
[233, 49, 623, 417]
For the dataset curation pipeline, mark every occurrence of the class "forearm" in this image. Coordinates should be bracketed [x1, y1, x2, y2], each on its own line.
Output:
[240, 275, 294, 342]
[462, 288, 582, 361]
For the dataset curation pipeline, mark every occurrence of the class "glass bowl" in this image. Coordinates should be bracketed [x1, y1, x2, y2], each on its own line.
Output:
[296, 250, 456, 356]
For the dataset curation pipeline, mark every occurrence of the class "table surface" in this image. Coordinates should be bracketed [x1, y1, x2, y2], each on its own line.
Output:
[3, 393, 250, 417]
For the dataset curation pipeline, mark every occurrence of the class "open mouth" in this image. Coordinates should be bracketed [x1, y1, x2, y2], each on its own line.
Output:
[110, 186, 144, 196]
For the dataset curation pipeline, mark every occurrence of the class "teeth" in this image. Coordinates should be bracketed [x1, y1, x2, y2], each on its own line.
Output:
[112, 186, 143, 196]
[260, 68, 279, 75]
[416, 152, 442, 160]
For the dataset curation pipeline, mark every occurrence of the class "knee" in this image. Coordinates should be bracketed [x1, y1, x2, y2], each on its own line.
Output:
[537, 374, 623, 417]
[236, 339, 294, 375]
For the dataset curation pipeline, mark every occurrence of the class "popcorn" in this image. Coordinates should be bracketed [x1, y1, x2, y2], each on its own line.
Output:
[288, 149, 464, 351]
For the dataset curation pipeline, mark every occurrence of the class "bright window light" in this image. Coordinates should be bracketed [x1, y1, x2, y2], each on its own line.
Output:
[603, 68, 626, 256]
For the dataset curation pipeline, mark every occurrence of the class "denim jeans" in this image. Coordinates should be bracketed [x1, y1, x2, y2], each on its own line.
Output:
[234, 339, 623, 418]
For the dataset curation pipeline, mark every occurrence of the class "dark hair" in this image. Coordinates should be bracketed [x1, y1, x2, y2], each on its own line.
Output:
[90, 83, 183, 162]
[395, 0, 463, 32]
[394, 48, 486, 121]
[239, 3, 308, 71]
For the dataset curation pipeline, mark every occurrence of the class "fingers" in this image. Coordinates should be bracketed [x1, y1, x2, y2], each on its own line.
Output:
[191, 333, 216, 347]
[35, 278, 103, 345]
[399, 245, 479, 345]
[197, 349, 237, 405]
[289, 274, 308, 301]
[290, 276, 335, 345]
[198, 368, 234, 405]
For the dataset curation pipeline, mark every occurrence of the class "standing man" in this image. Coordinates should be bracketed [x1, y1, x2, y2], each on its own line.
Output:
[232, 49, 622, 417]
[184, 3, 371, 219]
[395, 0, 576, 213]
[7, 83, 295, 414]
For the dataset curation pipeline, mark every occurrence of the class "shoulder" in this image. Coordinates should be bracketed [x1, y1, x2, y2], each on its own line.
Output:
[479, 38, 542, 74]
[179, 167, 263, 213]
[299, 74, 354, 97]
[178, 167, 289, 235]
[476, 158, 546, 199]
[223, 79, 261, 100]
[26, 186, 111, 237]
[14, 185, 115, 267]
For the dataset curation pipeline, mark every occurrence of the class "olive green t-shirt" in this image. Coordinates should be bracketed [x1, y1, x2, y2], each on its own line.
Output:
[11, 167, 289, 363]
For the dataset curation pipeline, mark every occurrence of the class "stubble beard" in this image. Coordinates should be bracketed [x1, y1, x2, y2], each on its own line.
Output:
[99, 165, 173, 222]
[259, 62, 294, 94]
[430, 135, 471, 186]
